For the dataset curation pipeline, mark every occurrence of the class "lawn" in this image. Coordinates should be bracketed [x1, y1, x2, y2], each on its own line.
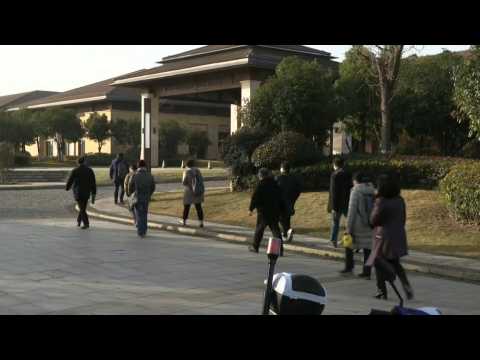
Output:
[150, 189, 480, 259]
[94, 168, 228, 186]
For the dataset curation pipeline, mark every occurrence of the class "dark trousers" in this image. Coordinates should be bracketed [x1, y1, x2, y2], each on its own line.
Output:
[330, 210, 347, 244]
[279, 214, 291, 238]
[134, 201, 149, 236]
[375, 258, 412, 296]
[345, 248, 371, 275]
[253, 213, 283, 253]
[114, 179, 125, 203]
[77, 198, 89, 226]
[183, 204, 204, 222]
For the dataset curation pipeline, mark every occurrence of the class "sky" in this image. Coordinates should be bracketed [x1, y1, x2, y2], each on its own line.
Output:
[0, 45, 471, 97]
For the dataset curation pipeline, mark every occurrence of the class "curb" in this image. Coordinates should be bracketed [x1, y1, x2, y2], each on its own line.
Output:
[82, 206, 480, 284]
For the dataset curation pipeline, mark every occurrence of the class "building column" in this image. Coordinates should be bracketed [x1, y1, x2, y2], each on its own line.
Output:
[230, 80, 261, 135]
[141, 92, 160, 169]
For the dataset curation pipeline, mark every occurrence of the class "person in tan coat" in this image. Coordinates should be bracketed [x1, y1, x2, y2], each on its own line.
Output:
[181, 160, 205, 228]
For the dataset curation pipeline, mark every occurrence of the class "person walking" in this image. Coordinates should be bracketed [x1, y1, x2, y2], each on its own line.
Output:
[328, 157, 352, 248]
[128, 160, 156, 238]
[248, 168, 285, 255]
[66, 156, 97, 230]
[341, 172, 375, 278]
[181, 160, 205, 228]
[276, 162, 302, 243]
[124, 163, 138, 225]
[366, 174, 414, 301]
[109, 153, 129, 205]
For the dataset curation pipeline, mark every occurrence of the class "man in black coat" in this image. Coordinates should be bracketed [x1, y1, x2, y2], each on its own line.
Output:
[109, 153, 129, 204]
[248, 168, 285, 254]
[327, 157, 352, 247]
[66, 156, 97, 229]
[276, 162, 302, 243]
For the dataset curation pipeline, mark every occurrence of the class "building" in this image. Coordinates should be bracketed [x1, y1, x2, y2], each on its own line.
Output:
[23, 71, 146, 158]
[112, 45, 337, 167]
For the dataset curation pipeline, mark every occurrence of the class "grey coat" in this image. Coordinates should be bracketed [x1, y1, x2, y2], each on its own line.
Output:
[182, 167, 204, 205]
[346, 183, 375, 250]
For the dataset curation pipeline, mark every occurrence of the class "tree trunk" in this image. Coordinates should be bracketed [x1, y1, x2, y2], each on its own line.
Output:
[98, 143, 102, 154]
[380, 85, 392, 154]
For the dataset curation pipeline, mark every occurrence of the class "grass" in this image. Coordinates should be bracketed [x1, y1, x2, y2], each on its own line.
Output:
[94, 168, 228, 186]
[150, 189, 480, 259]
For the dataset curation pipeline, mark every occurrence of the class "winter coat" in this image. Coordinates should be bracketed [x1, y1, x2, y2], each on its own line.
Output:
[346, 183, 375, 250]
[327, 168, 352, 214]
[66, 164, 97, 201]
[276, 174, 302, 216]
[128, 167, 156, 204]
[182, 167, 204, 205]
[110, 158, 129, 183]
[366, 196, 409, 267]
[124, 171, 135, 197]
[249, 177, 286, 223]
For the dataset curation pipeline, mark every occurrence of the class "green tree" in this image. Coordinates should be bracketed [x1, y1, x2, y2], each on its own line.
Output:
[453, 48, 480, 140]
[158, 120, 187, 158]
[186, 130, 211, 159]
[3, 110, 36, 153]
[30, 110, 53, 159]
[241, 56, 337, 145]
[335, 46, 380, 152]
[44, 109, 84, 161]
[85, 113, 111, 153]
[393, 51, 469, 156]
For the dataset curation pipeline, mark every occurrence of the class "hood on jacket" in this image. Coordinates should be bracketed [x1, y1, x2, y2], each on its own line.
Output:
[353, 182, 375, 195]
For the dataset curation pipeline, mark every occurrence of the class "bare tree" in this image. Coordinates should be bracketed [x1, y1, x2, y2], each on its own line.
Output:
[359, 45, 415, 154]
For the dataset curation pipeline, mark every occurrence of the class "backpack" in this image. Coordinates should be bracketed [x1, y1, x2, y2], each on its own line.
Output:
[192, 169, 205, 197]
[360, 193, 375, 228]
[117, 161, 129, 179]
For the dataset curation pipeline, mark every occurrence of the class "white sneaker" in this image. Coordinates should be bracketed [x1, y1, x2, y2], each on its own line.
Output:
[179, 220, 186, 226]
[286, 229, 294, 243]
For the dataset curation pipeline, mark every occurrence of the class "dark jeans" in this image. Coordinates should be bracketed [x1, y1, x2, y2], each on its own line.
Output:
[330, 210, 347, 244]
[134, 201, 149, 236]
[279, 214, 291, 238]
[77, 198, 89, 226]
[183, 204, 204, 221]
[114, 179, 125, 203]
[345, 248, 371, 275]
[375, 258, 412, 296]
[253, 213, 283, 254]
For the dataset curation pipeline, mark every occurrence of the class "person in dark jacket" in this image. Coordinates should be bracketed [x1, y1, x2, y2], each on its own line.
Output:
[248, 168, 285, 255]
[366, 174, 414, 301]
[276, 162, 302, 243]
[128, 160, 156, 238]
[110, 153, 129, 205]
[328, 157, 353, 248]
[66, 156, 97, 229]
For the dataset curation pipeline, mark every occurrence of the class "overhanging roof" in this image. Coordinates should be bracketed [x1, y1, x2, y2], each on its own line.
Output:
[26, 70, 146, 109]
[0, 90, 58, 110]
[112, 45, 334, 87]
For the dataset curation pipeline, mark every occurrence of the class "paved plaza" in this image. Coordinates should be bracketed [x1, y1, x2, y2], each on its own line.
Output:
[0, 187, 480, 315]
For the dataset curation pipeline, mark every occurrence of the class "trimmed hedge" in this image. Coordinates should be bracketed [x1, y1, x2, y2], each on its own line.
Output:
[14, 151, 32, 166]
[232, 156, 476, 192]
[252, 131, 321, 169]
[440, 163, 480, 224]
[85, 153, 114, 166]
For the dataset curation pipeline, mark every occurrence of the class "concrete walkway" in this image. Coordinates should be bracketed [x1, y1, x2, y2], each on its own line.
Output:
[87, 187, 480, 284]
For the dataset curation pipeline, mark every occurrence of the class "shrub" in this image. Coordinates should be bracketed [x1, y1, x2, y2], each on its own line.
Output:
[84, 153, 114, 166]
[459, 140, 480, 159]
[233, 155, 476, 192]
[252, 131, 321, 169]
[440, 163, 480, 224]
[158, 120, 187, 158]
[186, 130, 211, 159]
[14, 151, 32, 166]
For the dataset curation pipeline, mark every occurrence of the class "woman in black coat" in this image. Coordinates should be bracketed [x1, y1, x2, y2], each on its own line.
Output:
[366, 174, 414, 300]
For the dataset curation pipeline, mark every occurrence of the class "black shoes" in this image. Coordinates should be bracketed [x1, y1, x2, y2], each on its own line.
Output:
[374, 291, 388, 300]
[340, 269, 353, 275]
[81, 225, 89, 230]
[248, 245, 259, 254]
